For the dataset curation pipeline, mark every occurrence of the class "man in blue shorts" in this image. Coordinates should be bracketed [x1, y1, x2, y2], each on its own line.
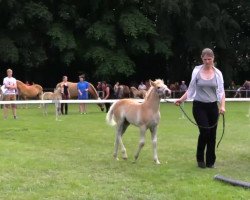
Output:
[77, 75, 89, 114]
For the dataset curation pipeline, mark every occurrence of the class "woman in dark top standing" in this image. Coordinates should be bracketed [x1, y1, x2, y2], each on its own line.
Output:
[175, 48, 225, 169]
[60, 76, 70, 115]
[101, 81, 115, 113]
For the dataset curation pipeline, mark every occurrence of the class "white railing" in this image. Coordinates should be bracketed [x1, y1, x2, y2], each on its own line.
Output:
[0, 98, 250, 105]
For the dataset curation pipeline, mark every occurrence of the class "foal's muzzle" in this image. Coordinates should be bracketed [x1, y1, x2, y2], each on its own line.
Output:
[164, 88, 171, 97]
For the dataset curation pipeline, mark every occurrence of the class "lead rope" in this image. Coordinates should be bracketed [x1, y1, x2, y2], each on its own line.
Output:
[178, 104, 219, 129]
[164, 100, 225, 148]
[179, 104, 225, 148]
[216, 114, 225, 148]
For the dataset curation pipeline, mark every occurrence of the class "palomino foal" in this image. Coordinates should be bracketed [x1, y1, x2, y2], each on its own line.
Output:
[42, 88, 62, 120]
[106, 79, 171, 164]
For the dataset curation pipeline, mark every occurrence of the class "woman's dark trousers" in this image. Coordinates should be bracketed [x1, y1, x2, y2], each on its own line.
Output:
[61, 94, 69, 114]
[192, 101, 219, 166]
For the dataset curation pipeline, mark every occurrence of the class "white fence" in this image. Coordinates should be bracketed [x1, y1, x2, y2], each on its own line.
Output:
[0, 98, 250, 105]
[171, 90, 250, 98]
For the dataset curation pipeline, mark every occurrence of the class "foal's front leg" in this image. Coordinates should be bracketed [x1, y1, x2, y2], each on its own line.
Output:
[150, 126, 160, 164]
[134, 126, 146, 162]
[55, 102, 60, 121]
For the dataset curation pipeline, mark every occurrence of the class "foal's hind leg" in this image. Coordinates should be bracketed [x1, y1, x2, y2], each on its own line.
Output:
[119, 122, 129, 160]
[134, 126, 147, 162]
[150, 126, 160, 164]
[113, 121, 129, 160]
[43, 104, 47, 115]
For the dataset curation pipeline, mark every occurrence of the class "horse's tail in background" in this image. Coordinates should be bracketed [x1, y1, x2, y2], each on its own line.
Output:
[106, 101, 117, 126]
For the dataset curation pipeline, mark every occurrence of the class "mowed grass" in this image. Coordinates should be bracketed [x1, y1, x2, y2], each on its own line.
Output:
[0, 102, 249, 200]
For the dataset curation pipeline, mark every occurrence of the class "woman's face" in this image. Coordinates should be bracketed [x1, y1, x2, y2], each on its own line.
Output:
[102, 83, 106, 90]
[7, 70, 13, 77]
[202, 54, 214, 67]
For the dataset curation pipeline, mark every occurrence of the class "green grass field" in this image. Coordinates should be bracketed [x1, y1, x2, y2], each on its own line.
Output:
[0, 102, 249, 200]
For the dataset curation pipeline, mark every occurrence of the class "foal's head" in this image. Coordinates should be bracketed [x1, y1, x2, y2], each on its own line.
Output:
[149, 79, 171, 98]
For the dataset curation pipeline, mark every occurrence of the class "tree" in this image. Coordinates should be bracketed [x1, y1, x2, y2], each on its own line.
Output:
[0, 0, 248, 86]
[83, 0, 172, 81]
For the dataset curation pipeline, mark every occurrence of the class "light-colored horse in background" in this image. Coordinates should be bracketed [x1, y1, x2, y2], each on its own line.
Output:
[234, 80, 250, 98]
[17, 80, 43, 100]
[106, 79, 171, 164]
[56, 81, 104, 111]
[16, 80, 43, 108]
[0, 86, 3, 108]
[130, 87, 146, 99]
[42, 88, 62, 120]
[114, 84, 130, 99]
[242, 80, 250, 117]
[243, 80, 250, 89]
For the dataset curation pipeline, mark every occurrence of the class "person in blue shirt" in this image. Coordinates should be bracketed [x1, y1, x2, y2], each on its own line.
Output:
[77, 75, 89, 114]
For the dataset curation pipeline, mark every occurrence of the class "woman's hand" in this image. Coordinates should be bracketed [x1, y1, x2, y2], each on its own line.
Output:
[175, 99, 182, 106]
[219, 106, 226, 114]
[175, 92, 187, 106]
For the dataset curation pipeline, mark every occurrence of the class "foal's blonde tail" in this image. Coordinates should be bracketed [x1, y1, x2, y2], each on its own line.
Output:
[106, 102, 117, 126]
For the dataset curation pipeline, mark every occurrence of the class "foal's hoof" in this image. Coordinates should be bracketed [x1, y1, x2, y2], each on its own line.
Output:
[155, 160, 161, 165]
[113, 157, 119, 161]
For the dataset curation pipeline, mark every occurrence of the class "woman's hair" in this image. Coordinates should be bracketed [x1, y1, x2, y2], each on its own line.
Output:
[79, 74, 85, 79]
[201, 48, 214, 58]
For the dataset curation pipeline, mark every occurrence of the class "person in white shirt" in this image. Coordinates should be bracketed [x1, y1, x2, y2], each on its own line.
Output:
[175, 48, 225, 169]
[3, 69, 17, 119]
[138, 81, 147, 91]
[179, 81, 188, 93]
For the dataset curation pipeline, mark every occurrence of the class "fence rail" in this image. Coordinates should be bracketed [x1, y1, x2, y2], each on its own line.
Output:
[41, 88, 249, 98]
[0, 98, 250, 105]
[170, 89, 250, 98]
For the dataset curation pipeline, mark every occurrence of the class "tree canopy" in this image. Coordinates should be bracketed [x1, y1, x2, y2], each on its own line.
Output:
[0, 0, 249, 87]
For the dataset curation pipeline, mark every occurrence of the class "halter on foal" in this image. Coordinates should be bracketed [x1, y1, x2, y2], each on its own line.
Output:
[106, 79, 171, 164]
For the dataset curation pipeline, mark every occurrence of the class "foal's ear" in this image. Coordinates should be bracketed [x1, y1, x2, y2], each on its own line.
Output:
[149, 79, 156, 87]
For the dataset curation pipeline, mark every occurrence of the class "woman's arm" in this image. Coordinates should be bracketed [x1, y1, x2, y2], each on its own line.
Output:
[175, 91, 188, 106]
[67, 88, 70, 98]
[219, 92, 226, 114]
[104, 87, 110, 99]
[77, 84, 82, 95]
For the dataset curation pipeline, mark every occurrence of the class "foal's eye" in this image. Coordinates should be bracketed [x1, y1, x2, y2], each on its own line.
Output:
[157, 87, 160, 89]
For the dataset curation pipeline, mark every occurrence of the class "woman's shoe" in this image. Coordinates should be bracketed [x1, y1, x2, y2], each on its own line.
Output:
[206, 164, 216, 168]
[197, 162, 206, 168]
